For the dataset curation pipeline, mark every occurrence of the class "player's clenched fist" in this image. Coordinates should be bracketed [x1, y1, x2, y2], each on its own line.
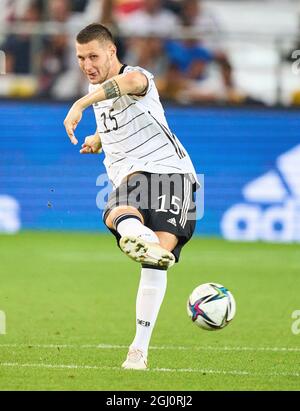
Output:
[63, 102, 83, 145]
[80, 133, 102, 154]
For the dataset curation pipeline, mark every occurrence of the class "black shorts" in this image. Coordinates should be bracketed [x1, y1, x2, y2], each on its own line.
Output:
[103, 172, 197, 262]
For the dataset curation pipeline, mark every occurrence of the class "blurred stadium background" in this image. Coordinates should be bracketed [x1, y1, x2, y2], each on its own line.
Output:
[1, 0, 300, 243]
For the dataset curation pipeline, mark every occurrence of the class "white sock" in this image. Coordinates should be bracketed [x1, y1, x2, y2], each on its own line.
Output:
[115, 216, 159, 243]
[130, 267, 167, 358]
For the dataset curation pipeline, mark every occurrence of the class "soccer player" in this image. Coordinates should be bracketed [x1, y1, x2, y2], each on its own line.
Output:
[64, 23, 199, 370]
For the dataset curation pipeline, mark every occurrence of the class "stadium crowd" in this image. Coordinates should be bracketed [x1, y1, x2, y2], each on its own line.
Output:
[0, 0, 299, 105]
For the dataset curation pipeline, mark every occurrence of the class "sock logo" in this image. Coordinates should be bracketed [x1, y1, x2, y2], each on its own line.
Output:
[221, 144, 300, 242]
[137, 319, 150, 327]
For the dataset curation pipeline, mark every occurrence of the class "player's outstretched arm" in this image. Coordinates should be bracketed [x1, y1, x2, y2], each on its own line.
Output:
[63, 71, 148, 145]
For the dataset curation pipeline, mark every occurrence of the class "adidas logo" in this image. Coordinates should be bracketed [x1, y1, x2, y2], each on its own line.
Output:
[167, 218, 177, 227]
[221, 144, 300, 243]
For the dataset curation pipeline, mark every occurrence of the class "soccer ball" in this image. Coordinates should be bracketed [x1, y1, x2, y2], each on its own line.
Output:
[187, 282, 236, 330]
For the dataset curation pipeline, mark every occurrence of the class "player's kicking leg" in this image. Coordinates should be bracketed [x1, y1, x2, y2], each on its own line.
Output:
[103, 173, 196, 370]
[105, 208, 178, 370]
[121, 231, 178, 370]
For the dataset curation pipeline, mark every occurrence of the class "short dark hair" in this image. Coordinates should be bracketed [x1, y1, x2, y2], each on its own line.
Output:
[76, 23, 115, 45]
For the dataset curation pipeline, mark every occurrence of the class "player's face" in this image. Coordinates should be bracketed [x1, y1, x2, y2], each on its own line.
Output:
[76, 40, 115, 84]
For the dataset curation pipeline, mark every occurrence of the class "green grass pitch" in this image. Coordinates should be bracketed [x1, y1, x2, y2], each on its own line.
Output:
[0, 232, 299, 391]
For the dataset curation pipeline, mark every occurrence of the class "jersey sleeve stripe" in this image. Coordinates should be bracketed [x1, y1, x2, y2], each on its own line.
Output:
[153, 154, 175, 162]
[105, 123, 153, 145]
[114, 102, 136, 116]
[138, 142, 169, 159]
[109, 157, 126, 166]
[148, 111, 186, 159]
[124, 132, 160, 154]
[117, 112, 145, 130]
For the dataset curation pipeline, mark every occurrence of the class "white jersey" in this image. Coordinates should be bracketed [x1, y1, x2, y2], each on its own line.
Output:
[89, 65, 199, 189]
